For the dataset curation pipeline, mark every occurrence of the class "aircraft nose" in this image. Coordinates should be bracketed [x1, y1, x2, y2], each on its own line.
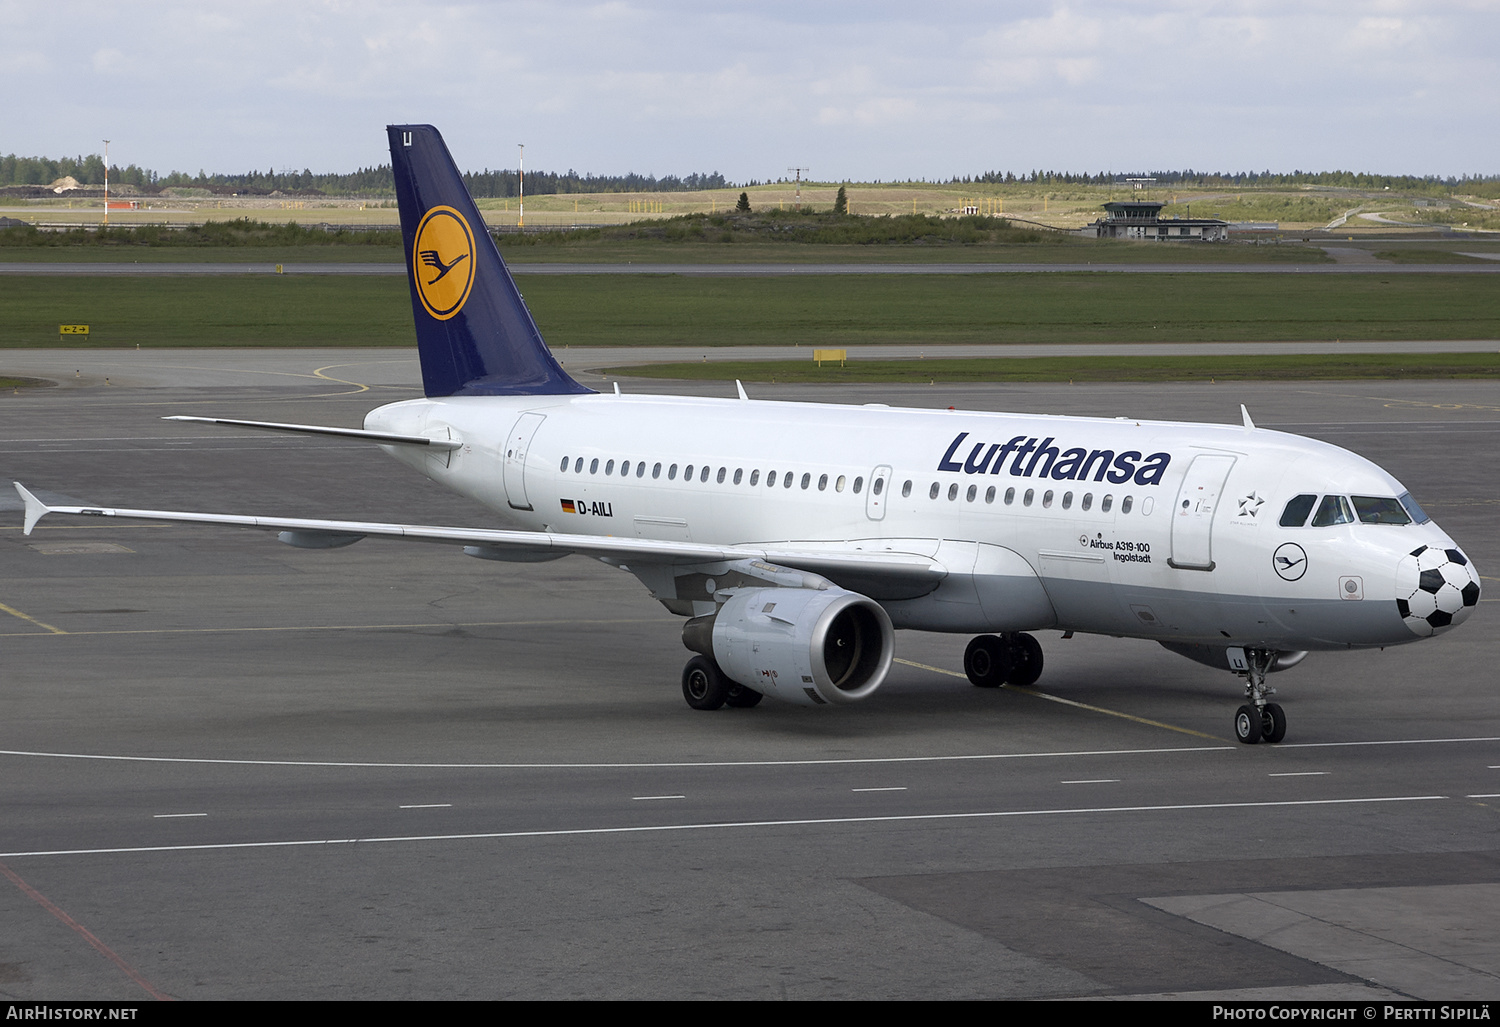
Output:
[1394, 544, 1481, 638]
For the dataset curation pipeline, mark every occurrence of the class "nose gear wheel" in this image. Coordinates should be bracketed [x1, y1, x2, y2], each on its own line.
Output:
[1234, 648, 1286, 744]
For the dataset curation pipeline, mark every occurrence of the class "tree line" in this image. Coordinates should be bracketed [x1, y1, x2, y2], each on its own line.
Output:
[0, 154, 729, 197]
[954, 168, 1500, 196]
[4, 150, 1495, 198]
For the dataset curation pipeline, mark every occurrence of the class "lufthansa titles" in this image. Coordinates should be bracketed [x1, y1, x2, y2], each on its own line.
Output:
[938, 432, 1171, 486]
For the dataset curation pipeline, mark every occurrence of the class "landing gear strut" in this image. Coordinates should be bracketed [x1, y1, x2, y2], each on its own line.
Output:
[964, 633, 1044, 688]
[1233, 648, 1286, 744]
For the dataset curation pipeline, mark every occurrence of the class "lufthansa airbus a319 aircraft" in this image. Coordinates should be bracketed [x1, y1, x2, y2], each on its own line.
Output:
[15, 125, 1481, 743]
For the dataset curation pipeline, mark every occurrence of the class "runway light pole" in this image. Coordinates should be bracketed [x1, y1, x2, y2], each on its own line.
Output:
[518, 144, 524, 230]
[103, 139, 110, 226]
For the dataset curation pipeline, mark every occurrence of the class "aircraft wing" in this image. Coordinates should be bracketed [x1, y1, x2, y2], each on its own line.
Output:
[161, 416, 462, 450]
[12, 483, 945, 588]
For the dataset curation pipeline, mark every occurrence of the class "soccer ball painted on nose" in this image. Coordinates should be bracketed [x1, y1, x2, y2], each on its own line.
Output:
[1396, 545, 1481, 636]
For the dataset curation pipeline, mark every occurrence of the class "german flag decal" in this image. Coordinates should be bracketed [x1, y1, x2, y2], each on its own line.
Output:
[560, 499, 577, 513]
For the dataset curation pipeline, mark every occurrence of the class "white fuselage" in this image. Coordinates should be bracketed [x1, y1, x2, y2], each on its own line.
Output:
[366, 392, 1472, 652]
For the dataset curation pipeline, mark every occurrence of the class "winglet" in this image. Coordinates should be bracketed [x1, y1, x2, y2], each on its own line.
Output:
[14, 482, 50, 535]
[1241, 404, 1256, 430]
[736, 380, 749, 401]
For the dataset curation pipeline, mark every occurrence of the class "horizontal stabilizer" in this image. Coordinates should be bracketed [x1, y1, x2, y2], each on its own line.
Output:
[163, 416, 461, 450]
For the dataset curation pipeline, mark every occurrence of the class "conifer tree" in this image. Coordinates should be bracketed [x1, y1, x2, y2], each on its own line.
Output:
[736, 191, 751, 212]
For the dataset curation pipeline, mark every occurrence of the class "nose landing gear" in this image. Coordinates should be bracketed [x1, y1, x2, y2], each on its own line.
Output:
[1234, 647, 1286, 744]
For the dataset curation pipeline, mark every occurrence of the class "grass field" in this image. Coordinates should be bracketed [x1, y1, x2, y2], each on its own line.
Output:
[13, 176, 1495, 233]
[0, 235, 1333, 266]
[498, 236, 1329, 265]
[0, 245, 405, 264]
[523, 274, 1500, 347]
[602, 353, 1500, 384]
[4, 208, 1490, 266]
[1372, 249, 1495, 264]
[0, 277, 413, 347]
[2, 273, 1497, 349]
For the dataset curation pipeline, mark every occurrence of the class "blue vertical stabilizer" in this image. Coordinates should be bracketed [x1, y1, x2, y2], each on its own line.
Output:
[387, 124, 591, 398]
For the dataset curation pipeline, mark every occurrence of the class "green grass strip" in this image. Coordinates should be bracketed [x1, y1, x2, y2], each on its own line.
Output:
[603, 353, 1500, 383]
[1, 272, 1496, 348]
[1372, 249, 1495, 264]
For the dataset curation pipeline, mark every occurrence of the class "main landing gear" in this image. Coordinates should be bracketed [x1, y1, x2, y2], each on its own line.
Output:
[963, 633, 1044, 688]
[681, 654, 762, 711]
[1233, 648, 1286, 744]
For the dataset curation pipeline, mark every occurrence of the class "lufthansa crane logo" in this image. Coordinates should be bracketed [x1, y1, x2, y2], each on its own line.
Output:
[1273, 542, 1308, 582]
[412, 205, 476, 320]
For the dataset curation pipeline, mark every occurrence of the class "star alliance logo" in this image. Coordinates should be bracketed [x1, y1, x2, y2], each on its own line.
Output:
[1237, 491, 1265, 518]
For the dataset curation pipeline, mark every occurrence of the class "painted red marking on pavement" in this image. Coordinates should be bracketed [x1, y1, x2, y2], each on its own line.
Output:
[0, 859, 173, 1001]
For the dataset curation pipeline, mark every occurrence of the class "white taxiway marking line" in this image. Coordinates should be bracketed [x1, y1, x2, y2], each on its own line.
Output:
[152, 813, 206, 819]
[399, 804, 452, 809]
[0, 795, 1447, 860]
[1268, 772, 1329, 777]
[0, 745, 1230, 770]
[1466, 794, 1500, 799]
[851, 787, 907, 792]
[632, 795, 685, 801]
[1280, 737, 1500, 749]
[1061, 779, 1119, 784]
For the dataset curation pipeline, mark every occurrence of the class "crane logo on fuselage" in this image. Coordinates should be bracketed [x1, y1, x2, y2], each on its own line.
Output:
[937, 432, 1171, 486]
[412, 205, 476, 321]
[1273, 542, 1308, 581]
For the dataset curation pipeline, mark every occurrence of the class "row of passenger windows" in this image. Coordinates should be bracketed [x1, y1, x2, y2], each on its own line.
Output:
[560, 455, 865, 492]
[913, 480, 1141, 514]
[557, 455, 1145, 514]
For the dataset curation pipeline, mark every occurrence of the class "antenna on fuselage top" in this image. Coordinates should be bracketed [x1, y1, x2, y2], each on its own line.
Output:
[1241, 404, 1256, 430]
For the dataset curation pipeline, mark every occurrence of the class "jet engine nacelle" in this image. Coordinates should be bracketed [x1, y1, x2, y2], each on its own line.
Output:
[692, 587, 895, 707]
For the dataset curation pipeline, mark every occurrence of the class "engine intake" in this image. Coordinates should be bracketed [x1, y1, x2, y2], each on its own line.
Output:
[685, 587, 894, 706]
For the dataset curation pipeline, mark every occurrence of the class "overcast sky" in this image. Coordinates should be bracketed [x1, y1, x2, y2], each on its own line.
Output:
[5, 1, 1497, 182]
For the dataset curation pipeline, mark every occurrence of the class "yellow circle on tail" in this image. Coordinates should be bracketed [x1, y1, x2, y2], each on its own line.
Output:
[412, 206, 476, 320]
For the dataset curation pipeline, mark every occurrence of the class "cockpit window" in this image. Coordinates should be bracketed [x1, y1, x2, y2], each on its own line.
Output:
[1398, 491, 1431, 524]
[1310, 494, 1354, 527]
[1280, 494, 1317, 527]
[1351, 496, 1412, 525]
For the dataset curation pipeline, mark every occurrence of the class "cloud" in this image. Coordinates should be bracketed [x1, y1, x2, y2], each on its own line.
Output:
[3, 0, 1497, 179]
